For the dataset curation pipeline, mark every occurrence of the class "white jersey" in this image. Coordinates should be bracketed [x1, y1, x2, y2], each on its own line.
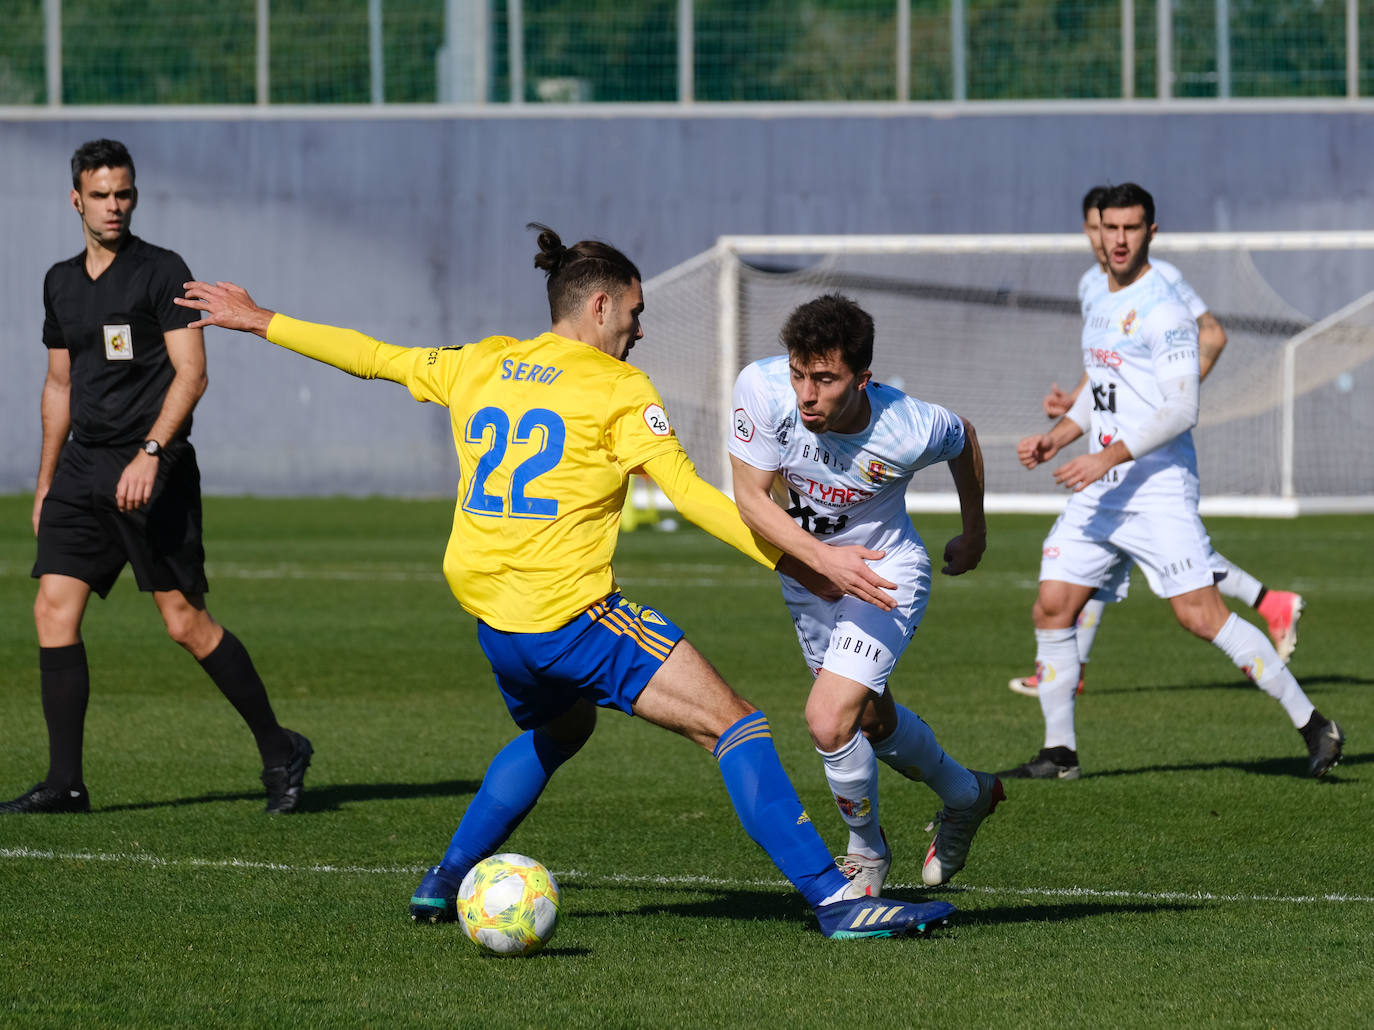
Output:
[729, 355, 966, 554]
[1078, 258, 1207, 321]
[1076, 266, 1201, 512]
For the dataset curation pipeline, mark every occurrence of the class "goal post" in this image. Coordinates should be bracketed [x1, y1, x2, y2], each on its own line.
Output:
[638, 232, 1374, 516]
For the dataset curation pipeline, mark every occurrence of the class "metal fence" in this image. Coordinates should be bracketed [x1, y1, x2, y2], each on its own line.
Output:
[1, 0, 1369, 106]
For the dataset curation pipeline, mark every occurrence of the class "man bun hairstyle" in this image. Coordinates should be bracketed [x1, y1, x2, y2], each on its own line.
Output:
[71, 138, 135, 188]
[1096, 182, 1155, 227]
[780, 293, 874, 375]
[528, 222, 641, 323]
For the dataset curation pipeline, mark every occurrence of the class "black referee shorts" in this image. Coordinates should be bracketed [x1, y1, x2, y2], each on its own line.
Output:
[32, 439, 210, 599]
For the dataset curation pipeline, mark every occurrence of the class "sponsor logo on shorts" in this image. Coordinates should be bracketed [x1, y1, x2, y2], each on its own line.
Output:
[833, 635, 885, 664]
[1043, 546, 1060, 558]
[103, 324, 133, 361]
[643, 404, 671, 436]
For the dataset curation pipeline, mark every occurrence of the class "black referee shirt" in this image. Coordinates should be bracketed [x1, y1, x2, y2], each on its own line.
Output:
[42, 235, 197, 447]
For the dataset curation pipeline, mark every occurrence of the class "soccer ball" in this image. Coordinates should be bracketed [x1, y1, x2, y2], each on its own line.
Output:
[457, 853, 560, 956]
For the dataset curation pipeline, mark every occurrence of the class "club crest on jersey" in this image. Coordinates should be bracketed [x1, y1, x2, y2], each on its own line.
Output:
[643, 404, 671, 437]
[103, 323, 133, 361]
[1119, 309, 1138, 335]
[733, 407, 755, 442]
[862, 459, 889, 485]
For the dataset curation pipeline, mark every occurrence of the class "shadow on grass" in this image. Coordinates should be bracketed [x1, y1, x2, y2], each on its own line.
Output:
[97, 778, 481, 813]
[1080, 671, 1374, 696]
[560, 886, 1197, 929]
[1083, 751, 1368, 780]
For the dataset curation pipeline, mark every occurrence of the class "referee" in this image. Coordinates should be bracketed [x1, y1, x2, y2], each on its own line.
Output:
[1, 139, 312, 815]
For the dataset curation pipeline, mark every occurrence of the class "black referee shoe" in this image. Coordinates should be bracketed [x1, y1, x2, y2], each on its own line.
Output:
[0, 782, 91, 814]
[261, 730, 313, 813]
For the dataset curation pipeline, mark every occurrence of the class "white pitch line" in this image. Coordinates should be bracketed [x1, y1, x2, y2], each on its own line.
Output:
[3, 847, 1371, 906]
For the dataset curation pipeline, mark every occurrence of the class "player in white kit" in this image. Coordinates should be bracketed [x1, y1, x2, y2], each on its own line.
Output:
[999, 183, 1344, 781]
[1008, 185, 1305, 699]
[729, 294, 1004, 895]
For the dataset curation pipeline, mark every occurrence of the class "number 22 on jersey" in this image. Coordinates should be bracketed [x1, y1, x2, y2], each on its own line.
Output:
[463, 406, 565, 520]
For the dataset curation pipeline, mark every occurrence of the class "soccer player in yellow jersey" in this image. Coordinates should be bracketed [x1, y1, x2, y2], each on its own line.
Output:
[176, 224, 954, 939]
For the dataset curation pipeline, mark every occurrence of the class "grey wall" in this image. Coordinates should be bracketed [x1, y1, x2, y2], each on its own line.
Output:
[4, 106, 1372, 495]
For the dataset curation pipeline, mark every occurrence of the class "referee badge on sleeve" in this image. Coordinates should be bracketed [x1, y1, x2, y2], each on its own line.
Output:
[103, 324, 134, 361]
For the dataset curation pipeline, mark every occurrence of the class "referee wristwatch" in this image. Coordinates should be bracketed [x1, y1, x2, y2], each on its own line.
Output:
[142, 438, 163, 458]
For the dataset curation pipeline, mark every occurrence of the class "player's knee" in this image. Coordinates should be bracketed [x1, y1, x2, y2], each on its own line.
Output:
[803, 699, 852, 752]
[1174, 608, 1220, 640]
[162, 607, 216, 652]
[33, 592, 80, 641]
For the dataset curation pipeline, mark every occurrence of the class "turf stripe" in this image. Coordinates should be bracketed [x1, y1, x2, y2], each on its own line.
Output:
[3, 847, 1371, 905]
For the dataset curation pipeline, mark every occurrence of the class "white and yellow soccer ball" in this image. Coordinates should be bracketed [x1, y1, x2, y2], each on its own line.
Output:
[457, 853, 560, 956]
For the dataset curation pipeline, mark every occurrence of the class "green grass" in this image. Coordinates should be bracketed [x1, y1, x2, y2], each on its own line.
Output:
[1, 495, 1369, 1028]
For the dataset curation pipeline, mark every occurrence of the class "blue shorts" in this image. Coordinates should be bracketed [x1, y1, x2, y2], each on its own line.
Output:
[477, 592, 685, 730]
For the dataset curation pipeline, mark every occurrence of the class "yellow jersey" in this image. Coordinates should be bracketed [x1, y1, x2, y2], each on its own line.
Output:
[266, 316, 777, 631]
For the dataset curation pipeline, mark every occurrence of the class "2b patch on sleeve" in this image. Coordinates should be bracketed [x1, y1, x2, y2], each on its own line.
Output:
[643, 404, 671, 436]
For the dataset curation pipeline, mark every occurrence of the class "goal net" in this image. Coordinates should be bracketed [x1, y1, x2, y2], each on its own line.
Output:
[639, 233, 1374, 515]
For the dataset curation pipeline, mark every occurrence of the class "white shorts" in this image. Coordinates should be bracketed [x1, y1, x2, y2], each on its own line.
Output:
[1088, 519, 1229, 603]
[780, 540, 929, 692]
[1040, 498, 1217, 600]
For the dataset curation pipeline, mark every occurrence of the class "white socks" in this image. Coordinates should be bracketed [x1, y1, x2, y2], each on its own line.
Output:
[1213, 553, 1264, 607]
[1035, 626, 1081, 751]
[871, 703, 978, 809]
[1211, 612, 1314, 727]
[817, 732, 885, 858]
[1076, 597, 1107, 664]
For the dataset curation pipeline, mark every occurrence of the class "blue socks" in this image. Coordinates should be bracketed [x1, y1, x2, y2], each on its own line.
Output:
[439, 729, 573, 876]
[714, 712, 850, 908]
[437, 712, 850, 912]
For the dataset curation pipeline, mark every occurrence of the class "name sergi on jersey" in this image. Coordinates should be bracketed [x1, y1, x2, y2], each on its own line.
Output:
[1077, 265, 1201, 511]
[730, 355, 966, 554]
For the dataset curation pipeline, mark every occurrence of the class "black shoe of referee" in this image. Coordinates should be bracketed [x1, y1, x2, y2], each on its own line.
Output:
[262, 730, 313, 813]
[0, 782, 92, 814]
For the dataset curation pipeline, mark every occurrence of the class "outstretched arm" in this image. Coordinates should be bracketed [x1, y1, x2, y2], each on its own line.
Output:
[638, 448, 781, 570]
[176, 280, 274, 336]
[176, 280, 413, 383]
[638, 448, 842, 601]
[730, 455, 896, 610]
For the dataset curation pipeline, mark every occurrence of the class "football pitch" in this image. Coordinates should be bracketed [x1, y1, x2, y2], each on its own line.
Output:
[1, 494, 1369, 1028]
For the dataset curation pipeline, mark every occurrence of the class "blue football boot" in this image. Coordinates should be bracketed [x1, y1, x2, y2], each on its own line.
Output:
[409, 865, 462, 924]
[814, 896, 956, 939]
